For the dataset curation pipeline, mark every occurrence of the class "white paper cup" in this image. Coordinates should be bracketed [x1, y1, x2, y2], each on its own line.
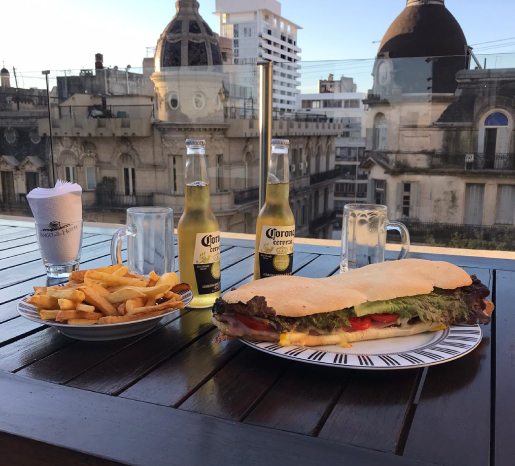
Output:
[35, 220, 83, 278]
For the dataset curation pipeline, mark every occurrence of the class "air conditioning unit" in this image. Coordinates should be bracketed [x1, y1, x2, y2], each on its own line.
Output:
[290, 164, 296, 173]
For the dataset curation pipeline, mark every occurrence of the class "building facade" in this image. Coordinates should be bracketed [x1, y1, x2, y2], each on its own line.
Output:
[361, 0, 515, 232]
[297, 79, 367, 229]
[34, 0, 338, 239]
[215, 0, 301, 115]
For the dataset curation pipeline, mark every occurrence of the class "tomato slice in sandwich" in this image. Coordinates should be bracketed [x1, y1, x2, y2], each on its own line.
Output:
[235, 313, 271, 331]
[369, 313, 399, 323]
[349, 316, 372, 330]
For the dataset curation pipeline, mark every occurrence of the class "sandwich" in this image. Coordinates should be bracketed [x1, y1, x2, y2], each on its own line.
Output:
[212, 259, 494, 347]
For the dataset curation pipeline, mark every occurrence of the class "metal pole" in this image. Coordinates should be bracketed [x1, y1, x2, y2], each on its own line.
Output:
[12, 67, 20, 111]
[258, 60, 272, 210]
[42, 71, 56, 186]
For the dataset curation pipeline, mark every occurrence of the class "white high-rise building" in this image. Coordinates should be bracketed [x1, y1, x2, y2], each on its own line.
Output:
[215, 0, 302, 115]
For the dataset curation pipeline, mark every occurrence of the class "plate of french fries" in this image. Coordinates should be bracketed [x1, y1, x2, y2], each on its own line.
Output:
[17, 264, 193, 341]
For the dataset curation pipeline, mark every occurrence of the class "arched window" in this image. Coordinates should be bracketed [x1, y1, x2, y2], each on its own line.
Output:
[120, 154, 136, 195]
[374, 113, 388, 150]
[61, 152, 78, 183]
[485, 113, 508, 127]
[480, 111, 512, 166]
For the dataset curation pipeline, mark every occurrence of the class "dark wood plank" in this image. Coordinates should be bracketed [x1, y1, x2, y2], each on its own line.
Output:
[228, 251, 319, 287]
[0, 431, 127, 466]
[220, 246, 254, 269]
[294, 253, 341, 277]
[402, 267, 493, 466]
[0, 372, 435, 466]
[0, 317, 42, 346]
[245, 362, 349, 435]
[179, 347, 291, 421]
[17, 310, 186, 385]
[0, 240, 115, 289]
[0, 327, 74, 372]
[0, 253, 123, 305]
[494, 269, 515, 466]
[0, 234, 111, 270]
[120, 330, 244, 406]
[66, 310, 213, 395]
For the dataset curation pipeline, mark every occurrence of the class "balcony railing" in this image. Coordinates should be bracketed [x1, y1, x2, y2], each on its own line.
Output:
[234, 187, 259, 205]
[310, 210, 337, 232]
[430, 153, 515, 171]
[0, 194, 31, 212]
[95, 193, 154, 208]
[310, 169, 340, 185]
[58, 104, 155, 119]
[393, 221, 515, 249]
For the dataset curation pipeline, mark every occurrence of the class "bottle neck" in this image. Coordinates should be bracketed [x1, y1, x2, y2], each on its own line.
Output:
[268, 148, 289, 184]
[185, 150, 208, 185]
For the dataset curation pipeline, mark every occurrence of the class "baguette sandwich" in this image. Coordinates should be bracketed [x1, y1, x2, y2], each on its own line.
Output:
[212, 259, 494, 347]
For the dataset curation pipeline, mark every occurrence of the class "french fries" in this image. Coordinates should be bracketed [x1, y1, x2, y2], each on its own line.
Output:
[85, 270, 147, 288]
[56, 310, 102, 322]
[46, 289, 85, 301]
[27, 295, 59, 310]
[29, 267, 186, 326]
[58, 299, 79, 310]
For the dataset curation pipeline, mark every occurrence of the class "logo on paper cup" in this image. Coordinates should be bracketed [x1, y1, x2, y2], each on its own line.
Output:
[43, 221, 71, 232]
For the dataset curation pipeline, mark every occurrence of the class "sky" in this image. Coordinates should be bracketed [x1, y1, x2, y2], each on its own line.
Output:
[2, 0, 515, 92]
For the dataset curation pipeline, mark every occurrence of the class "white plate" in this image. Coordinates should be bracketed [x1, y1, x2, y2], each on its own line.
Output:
[17, 289, 193, 341]
[242, 324, 482, 370]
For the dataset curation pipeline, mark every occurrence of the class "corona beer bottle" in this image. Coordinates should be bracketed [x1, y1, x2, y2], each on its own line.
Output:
[178, 139, 221, 308]
[254, 139, 295, 280]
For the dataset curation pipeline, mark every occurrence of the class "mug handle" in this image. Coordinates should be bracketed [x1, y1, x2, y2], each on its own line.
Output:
[110, 224, 137, 265]
[387, 221, 410, 260]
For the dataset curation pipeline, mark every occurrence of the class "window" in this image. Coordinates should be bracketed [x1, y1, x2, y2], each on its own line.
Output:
[65, 166, 76, 183]
[216, 154, 223, 192]
[496, 185, 515, 224]
[374, 180, 385, 205]
[234, 39, 239, 48]
[86, 167, 96, 190]
[25, 172, 39, 193]
[465, 184, 485, 225]
[485, 113, 509, 127]
[396, 182, 419, 219]
[373, 113, 388, 150]
[402, 183, 411, 217]
[124, 167, 136, 195]
[193, 93, 205, 110]
[169, 93, 179, 110]
[234, 24, 239, 37]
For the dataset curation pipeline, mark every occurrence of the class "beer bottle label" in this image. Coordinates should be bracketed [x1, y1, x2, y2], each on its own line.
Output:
[193, 231, 221, 295]
[258, 225, 295, 279]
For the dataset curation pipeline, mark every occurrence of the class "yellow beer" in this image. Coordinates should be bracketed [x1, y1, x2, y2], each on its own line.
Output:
[178, 140, 221, 308]
[254, 140, 295, 280]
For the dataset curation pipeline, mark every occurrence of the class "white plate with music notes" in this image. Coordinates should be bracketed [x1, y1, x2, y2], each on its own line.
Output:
[243, 324, 482, 370]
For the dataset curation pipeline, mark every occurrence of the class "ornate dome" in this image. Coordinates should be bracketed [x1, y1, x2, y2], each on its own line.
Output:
[377, 0, 469, 93]
[155, 0, 222, 70]
[0, 68, 8, 75]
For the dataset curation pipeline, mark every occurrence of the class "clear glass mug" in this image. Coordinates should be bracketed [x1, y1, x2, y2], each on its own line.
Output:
[111, 207, 175, 276]
[340, 204, 410, 273]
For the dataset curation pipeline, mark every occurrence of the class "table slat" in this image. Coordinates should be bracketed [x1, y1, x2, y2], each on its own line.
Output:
[0, 234, 111, 271]
[0, 371, 435, 466]
[402, 267, 493, 466]
[66, 310, 213, 395]
[245, 361, 349, 435]
[120, 330, 244, 406]
[494, 269, 515, 466]
[0, 327, 74, 372]
[17, 310, 186, 384]
[179, 347, 291, 421]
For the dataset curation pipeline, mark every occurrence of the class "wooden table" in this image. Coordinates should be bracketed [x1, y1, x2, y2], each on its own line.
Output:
[0, 221, 513, 466]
